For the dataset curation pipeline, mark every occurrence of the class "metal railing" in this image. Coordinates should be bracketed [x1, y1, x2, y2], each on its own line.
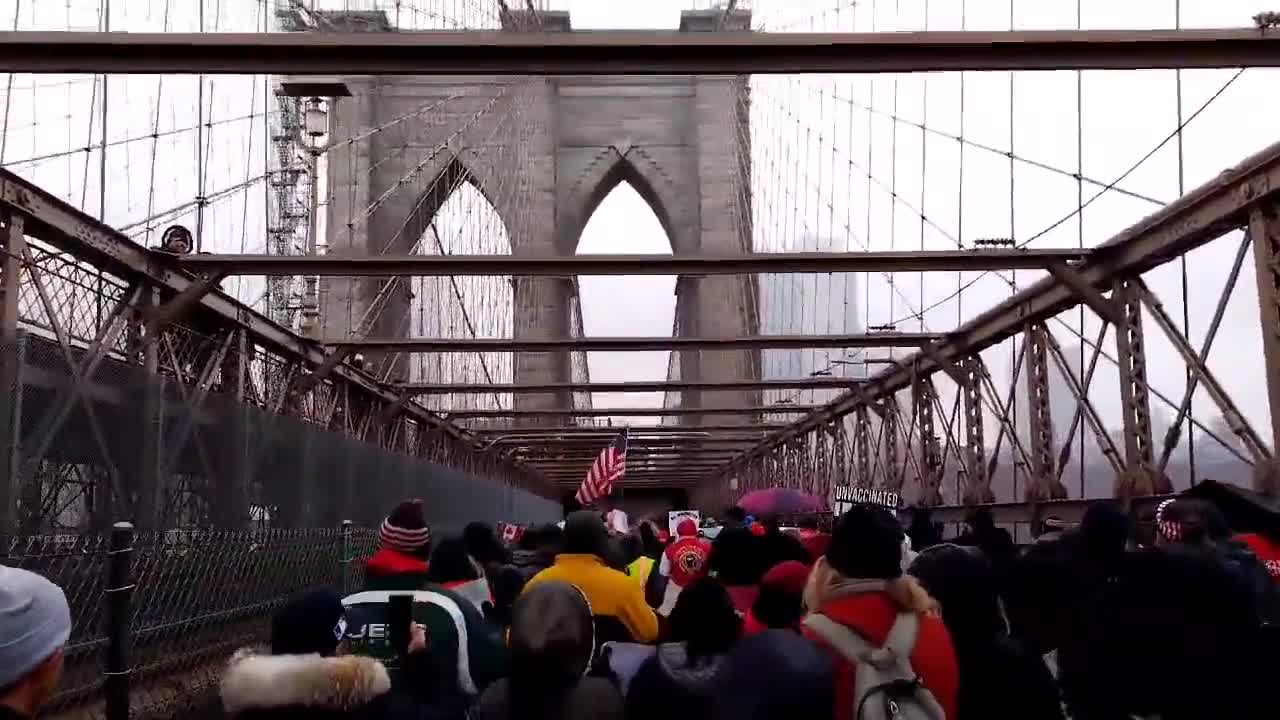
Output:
[3, 523, 377, 720]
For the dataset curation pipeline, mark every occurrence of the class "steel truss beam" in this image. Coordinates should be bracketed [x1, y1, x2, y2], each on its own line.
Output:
[447, 405, 821, 418]
[3, 29, 1279, 75]
[723, 138, 1280, 484]
[0, 168, 547, 511]
[174, 249, 1094, 276]
[467, 424, 788, 435]
[331, 333, 939, 352]
[398, 377, 859, 394]
[485, 438, 772, 448]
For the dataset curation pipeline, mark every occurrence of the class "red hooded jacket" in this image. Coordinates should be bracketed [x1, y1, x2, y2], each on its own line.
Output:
[803, 591, 960, 720]
[661, 518, 712, 587]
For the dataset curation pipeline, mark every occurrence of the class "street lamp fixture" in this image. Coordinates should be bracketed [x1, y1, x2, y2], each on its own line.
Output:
[304, 97, 328, 138]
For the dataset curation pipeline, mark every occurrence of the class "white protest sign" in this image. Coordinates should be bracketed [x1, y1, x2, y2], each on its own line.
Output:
[668, 510, 701, 535]
[606, 508, 630, 534]
[832, 485, 902, 516]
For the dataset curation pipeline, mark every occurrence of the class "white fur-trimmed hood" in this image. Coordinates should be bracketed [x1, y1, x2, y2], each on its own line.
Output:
[220, 647, 391, 715]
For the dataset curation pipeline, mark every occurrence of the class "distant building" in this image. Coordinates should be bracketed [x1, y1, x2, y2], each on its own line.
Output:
[757, 235, 866, 406]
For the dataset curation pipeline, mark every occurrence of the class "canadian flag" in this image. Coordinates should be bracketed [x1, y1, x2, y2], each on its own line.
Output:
[501, 523, 523, 544]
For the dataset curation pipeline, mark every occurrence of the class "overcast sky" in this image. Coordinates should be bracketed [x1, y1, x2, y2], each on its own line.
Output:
[2, 0, 1277, 463]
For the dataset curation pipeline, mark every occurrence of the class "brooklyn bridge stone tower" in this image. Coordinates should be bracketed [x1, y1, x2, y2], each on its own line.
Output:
[315, 8, 759, 421]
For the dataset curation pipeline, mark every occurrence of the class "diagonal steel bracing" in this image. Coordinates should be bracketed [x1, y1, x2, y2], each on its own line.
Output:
[718, 139, 1280, 492]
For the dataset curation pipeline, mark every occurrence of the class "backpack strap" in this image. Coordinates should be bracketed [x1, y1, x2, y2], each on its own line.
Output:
[802, 613, 876, 662]
[883, 612, 920, 660]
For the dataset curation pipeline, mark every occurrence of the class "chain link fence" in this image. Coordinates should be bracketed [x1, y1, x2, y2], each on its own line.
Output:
[3, 524, 377, 720]
[1, 331, 562, 535]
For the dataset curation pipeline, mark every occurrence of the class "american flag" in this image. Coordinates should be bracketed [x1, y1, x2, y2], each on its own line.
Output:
[575, 430, 628, 506]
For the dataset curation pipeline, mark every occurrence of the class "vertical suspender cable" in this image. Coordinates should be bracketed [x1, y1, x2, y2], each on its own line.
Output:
[99, 0, 110, 221]
[1076, 0, 1085, 498]
[0, 0, 21, 165]
[1174, 0, 1195, 485]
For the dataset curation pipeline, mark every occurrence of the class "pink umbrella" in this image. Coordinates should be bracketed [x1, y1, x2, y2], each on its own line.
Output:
[737, 488, 823, 517]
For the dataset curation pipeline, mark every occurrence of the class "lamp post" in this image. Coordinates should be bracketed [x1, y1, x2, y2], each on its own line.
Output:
[301, 96, 334, 337]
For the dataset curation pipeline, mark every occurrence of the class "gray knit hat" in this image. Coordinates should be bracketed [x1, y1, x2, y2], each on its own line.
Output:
[0, 566, 71, 689]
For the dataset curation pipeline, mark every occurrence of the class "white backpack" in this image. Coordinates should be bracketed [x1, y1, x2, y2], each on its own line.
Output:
[803, 612, 946, 720]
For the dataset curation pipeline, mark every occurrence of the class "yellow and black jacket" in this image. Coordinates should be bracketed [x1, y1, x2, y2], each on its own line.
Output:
[523, 553, 659, 644]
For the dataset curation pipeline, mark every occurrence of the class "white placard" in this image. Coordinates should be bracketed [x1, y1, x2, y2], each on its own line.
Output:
[606, 508, 630, 534]
[668, 510, 701, 535]
[832, 486, 901, 516]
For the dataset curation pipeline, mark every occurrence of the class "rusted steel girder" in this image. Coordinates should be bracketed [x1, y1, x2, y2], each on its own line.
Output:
[719, 138, 1280, 485]
[1251, 207, 1280, 471]
[329, 333, 941, 353]
[3, 28, 1279, 75]
[1024, 324, 1066, 502]
[445, 405, 821, 418]
[1112, 278, 1167, 498]
[912, 372, 944, 507]
[175, 249, 1095, 276]
[399, 377, 860, 394]
[960, 356, 992, 505]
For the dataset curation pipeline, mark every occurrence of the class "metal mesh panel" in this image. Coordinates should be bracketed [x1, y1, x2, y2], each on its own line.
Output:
[2, 331, 561, 535]
[2, 527, 377, 720]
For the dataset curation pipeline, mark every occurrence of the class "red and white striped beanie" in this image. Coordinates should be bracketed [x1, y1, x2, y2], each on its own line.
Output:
[381, 499, 431, 553]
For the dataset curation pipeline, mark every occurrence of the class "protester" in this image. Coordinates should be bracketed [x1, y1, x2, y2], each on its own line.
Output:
[660, 518, 712, 590]
[1056, 543, 1273, 720]
[620, 534, 655, 591]
[346, 502, 507, 711]
[906, 507, 943, 552]
[707, 525, 771, 613]
[1237, 530, 1280, 581]
[221, 588, 457, 720]
[802, 503, 959, 720]
[636, 521, 666, 561]
[743, 560, 808, 635]
[626, 578, 741, 719]
[955, 508, 1016, 578]
[713, 628, 835, 720]
[365, 500, 434, 590]
[426, 537, 493, 614]
[797, 515, 832, 563]
[0, 567, 70, 720]
[474, 582, 624, 720]
[910, 544, 1063, 720]
[510, 524, 562, 583]
[1156, 497, 1280, 622]
[463, 522, 509, 579]
[524, 511, 659, 644]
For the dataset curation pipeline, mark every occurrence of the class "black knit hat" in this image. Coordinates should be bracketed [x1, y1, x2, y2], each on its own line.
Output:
[381, 499, 431, 553]
[271, 588, 347, 657]
[826, 503, 904, 580]
[563, 510, 608, 556]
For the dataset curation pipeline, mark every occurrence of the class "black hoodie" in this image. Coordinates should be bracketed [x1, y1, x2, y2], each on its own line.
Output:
[474, 582, 623, 720]
[625, 643, 728, 719]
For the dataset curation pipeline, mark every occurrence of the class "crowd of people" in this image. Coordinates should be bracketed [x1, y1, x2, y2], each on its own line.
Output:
[3, 492, 1279, 720]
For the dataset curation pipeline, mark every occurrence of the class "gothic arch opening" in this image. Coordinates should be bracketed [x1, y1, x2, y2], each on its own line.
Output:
[407, 158, 514, 419]
[574, 176, 676, 424]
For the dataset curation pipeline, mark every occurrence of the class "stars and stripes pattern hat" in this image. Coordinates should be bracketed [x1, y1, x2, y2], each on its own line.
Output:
[380, 499, 431, 553]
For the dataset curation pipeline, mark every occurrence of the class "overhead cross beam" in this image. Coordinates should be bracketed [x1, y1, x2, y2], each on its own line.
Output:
[467, 424, 789, 435]
[172, 249, 1093, 276]
[398, 377, 860, 394]
[329, 333, 940, 353]
[3, 29, 1279, 75]
[446, 405, 822, 418]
